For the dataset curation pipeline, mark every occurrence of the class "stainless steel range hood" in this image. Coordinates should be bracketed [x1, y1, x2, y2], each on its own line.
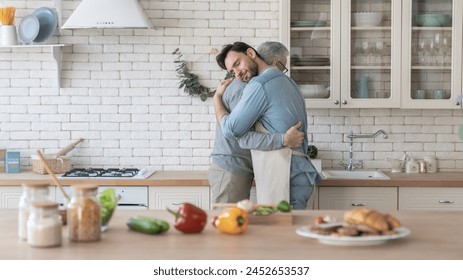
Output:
[62, 0, 152, 29]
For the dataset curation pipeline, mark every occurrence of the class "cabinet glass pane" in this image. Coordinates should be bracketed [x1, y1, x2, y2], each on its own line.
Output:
[289, 0, 331, 99]
[350, 0, 392, 99]
[410, 0, 452, 100]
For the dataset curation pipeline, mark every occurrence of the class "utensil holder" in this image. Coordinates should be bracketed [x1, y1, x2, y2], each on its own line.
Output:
[0, 25, 18, 46]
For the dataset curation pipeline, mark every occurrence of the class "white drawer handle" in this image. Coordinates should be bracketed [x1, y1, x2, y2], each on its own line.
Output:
[438, 200, 455, 204]
[351, 203, 366, 207]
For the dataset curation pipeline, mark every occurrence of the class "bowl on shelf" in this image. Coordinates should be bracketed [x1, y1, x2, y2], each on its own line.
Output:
[414, 13, 451, 27]
[299, 84, 330, 99]
[352, 12, 383, 27]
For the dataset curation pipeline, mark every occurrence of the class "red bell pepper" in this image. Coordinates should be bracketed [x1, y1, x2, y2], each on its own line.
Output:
[167, 203, 207, 234]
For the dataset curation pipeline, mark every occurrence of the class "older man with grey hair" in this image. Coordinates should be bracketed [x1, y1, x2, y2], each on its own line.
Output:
[209, 41, 303, 204]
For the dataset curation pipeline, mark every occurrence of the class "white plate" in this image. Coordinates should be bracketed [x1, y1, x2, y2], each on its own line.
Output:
[18, 14, 40, 44]
[295, 224, 411, 246]
[32, 7, 58, 43]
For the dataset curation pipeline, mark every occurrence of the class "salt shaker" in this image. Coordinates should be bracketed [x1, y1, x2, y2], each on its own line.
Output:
[27, 201, 62, 247]
[424, 156, 437, 173]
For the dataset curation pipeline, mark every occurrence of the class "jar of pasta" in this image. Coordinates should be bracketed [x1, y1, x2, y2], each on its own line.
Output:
[67, 184, 101, 242]
[27, 201, 62, 247]
[18, 183, 51, 241]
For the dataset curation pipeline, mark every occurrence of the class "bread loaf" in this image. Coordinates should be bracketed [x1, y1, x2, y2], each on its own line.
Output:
[344, 208, 389, 231]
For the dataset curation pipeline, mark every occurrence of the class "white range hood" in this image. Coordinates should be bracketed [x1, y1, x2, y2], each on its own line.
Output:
[62, 0, 152, 29]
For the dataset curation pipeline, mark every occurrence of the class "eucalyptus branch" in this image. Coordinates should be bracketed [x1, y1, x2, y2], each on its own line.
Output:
[172, 48, 214, 102]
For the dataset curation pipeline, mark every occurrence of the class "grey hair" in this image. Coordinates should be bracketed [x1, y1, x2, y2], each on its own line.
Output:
[256, 41, 289, 64]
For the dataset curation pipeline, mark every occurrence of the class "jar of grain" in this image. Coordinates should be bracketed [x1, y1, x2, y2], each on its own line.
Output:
[18, 183, 51, 241]
[67, 184, 101, 242]
[27, 201, 62, 247]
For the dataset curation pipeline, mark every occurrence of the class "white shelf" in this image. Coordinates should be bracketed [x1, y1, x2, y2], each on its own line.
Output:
[0, 44, 65, 87]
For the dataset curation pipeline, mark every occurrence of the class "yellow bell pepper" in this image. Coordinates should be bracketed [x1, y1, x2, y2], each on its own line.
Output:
[213, 207, 249, 235]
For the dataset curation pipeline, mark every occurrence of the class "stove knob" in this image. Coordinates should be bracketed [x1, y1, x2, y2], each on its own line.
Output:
[117, 194, 122, 201]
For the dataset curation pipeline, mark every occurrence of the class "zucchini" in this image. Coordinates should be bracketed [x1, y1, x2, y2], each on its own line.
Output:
[127, 216, 169, 234]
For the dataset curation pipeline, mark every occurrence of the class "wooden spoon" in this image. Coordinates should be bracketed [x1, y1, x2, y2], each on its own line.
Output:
[35, 150, 70, 203]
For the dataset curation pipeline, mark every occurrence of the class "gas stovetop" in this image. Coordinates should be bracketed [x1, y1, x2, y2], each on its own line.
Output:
[60, 167, 155, 179]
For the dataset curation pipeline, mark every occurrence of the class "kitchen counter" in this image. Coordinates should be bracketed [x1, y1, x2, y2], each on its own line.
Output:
[1, 170, 463, 188]
[319, 172, 463, 187]
[1, 209, 462, 260]
[0, 169, 209, 186]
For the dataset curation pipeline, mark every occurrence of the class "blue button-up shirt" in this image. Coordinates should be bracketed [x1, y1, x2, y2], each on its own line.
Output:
[221, 66, 321, 186]
[211, 79, 284, 177]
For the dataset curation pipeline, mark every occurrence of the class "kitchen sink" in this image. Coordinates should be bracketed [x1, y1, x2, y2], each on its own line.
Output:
[321, 170, 390, 180]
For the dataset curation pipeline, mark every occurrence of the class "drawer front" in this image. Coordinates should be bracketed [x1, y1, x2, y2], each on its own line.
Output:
[318, 187, 398, 211]
[149, 186, 210, 210]
[399, 187, 463, 210]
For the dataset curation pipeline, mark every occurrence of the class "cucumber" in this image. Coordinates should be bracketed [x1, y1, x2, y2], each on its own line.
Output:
[127, 216, 169, 235]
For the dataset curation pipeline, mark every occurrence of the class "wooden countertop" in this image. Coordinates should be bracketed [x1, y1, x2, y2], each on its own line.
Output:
[1, 169, 463, 188]
[319, 172, 463, 187]
[0, 169, 209, 186]
[1, 209, 462, 260]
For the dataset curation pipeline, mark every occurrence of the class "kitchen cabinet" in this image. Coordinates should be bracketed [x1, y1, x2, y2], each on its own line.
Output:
[401, 0, 462, 108]
[280, 0, 401, 108]
[281, 0, 463, 109]
[0, 186, 55, 208]
[318, 186, 398, 211]
[148, 186, 210, 210]
[399, 187, 463, 210]
[0, 187, 22, 208]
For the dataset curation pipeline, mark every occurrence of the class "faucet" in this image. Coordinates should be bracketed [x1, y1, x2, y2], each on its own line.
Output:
[340, 130, 388, 171]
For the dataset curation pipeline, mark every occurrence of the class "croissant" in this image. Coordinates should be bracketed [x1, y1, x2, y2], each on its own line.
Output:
[344, 208, 390, 232]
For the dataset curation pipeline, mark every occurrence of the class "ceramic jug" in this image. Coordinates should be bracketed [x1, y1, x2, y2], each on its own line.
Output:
[357, 76, 369, 98]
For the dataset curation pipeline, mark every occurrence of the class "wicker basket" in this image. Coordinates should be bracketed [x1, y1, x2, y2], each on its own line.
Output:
[30, 155, 71, 175]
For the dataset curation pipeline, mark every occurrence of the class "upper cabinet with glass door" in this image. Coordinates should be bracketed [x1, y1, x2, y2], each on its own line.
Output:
[280, 0, 342, 108]
[280, 0, 401, 108]
[401, 0, 462, 109]
[340, 0, 401, 108]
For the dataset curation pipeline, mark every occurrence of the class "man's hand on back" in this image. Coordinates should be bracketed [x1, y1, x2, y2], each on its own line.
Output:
[283, 121, 304, 148]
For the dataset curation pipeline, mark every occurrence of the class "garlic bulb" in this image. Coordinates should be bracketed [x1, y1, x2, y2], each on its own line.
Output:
[236, 199, 255, 213]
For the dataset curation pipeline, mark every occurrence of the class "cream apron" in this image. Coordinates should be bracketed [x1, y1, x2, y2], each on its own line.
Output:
[251, 122, 311, 204]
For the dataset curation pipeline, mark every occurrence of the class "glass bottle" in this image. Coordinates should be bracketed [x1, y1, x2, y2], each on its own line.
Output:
[18, 183, 51, 241]
[67, 184, 101, 242]
[27, 201, 62, 247]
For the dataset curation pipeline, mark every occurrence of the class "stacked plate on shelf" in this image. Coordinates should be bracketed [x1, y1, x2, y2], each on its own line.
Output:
[292, 56, 330, 66]
[18, 7, 58, 44]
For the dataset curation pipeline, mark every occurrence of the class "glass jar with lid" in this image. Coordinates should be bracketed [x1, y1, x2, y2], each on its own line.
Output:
[67, 184, 101, 242]
[18, 183, 51, 241]
[27, 201, 62, 247]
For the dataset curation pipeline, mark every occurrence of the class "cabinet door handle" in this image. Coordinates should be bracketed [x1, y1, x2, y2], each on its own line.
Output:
[351, 203, 366, 207]
[438, 200, 454, 204]
[342, 100, 347, 105]
[334, 100, 339, 105]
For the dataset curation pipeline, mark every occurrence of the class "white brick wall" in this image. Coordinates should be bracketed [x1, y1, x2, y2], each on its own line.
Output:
[0, 0, 462, 172]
